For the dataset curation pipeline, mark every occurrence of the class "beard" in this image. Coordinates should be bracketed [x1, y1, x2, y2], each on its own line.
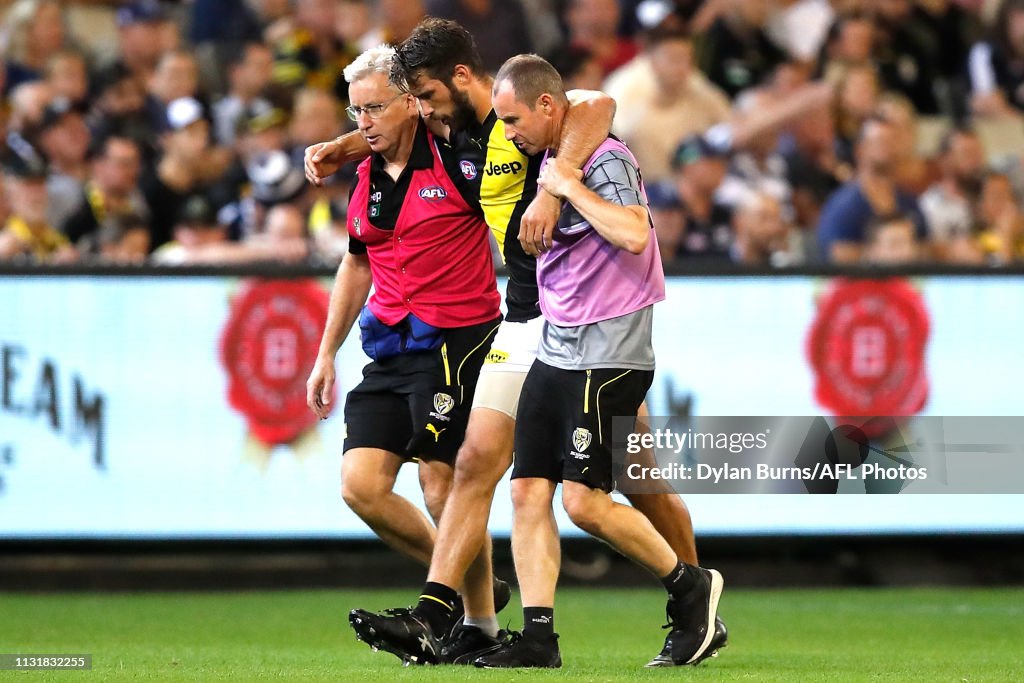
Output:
[446, 84, 479, 133]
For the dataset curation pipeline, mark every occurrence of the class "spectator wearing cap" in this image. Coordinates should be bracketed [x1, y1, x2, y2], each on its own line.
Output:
[0, 1, 69, 92]
[233, 148, 310, 240]
[62, 135, 149, 246]
[0, 151, 75, 263]
[140, 97, 216, 249]
[919, 126, 987, 262]
[206, 99, 292, 238]
[107, 0, 170, 88]
[242, 104, 290, 156]
[212, 43, 275, 147]
[150, 193, 228, 265]
[606, 21, 731, 183]
[648, 135, 733, 264]
[33, 97, 92, 230]
[816, 116, 928, 263]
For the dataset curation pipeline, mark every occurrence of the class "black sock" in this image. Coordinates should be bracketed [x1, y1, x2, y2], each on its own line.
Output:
[412, 581, 459, 635]
[661, 562, 698, 595]
[523, 606, 555, 640]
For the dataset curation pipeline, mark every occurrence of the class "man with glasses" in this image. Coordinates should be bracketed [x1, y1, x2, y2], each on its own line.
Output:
[306, 46, 503, 653]
[306, 18, 724, 668]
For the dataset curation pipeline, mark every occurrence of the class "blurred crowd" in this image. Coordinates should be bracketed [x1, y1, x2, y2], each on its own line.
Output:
[1, 0, 1023, 268]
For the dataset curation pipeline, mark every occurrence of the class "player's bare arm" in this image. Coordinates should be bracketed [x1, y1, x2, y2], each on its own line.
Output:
[304, 107, 455, 186]
[307, 252, 372, 419]
[538, 156, 650, 255]
[304, 130, 372, 186]
[519, 89, 616, 256]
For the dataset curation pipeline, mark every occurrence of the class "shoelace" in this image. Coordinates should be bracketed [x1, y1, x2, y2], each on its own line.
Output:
[662, 596, 679, 630]
[500, 630, 525, 646]
[382, 607, 414, 617]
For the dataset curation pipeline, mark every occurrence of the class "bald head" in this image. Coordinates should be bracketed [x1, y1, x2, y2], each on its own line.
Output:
[493, 54, 568, 109]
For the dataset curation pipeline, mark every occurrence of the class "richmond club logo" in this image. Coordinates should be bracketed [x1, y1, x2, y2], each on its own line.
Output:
[433, 392, 454, 416]
[572, 427, 592, 453]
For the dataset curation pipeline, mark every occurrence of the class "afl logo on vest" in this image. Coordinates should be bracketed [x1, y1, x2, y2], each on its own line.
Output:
[418, 186, 447, 201]
[459, 160, 477, 180]
[220, 279, 331, 460]
[806, 278, 930, 436]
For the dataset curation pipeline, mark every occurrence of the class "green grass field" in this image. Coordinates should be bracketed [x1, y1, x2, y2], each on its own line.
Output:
[2, 587, 1022, 681]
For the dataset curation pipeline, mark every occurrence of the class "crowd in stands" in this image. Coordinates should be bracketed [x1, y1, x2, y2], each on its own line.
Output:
[1, 0, 1023, 268]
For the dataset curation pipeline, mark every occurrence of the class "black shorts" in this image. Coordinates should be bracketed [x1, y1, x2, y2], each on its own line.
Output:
[512, 360, 654, 492]
[343, 315, 501, 463]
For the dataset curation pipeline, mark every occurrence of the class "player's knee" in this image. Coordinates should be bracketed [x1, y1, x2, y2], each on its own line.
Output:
[510, 478, 547, 516]
[341, 476, 384, 517]
[562, 487, 603, 535]
[454, 440, 508, 490]
[341, 482, 370, 516]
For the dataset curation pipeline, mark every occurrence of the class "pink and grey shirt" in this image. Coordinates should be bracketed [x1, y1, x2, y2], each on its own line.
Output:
[536, 137, 666, 371]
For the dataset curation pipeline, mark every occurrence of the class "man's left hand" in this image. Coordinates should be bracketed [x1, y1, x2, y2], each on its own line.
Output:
[537, 157, 583, 200]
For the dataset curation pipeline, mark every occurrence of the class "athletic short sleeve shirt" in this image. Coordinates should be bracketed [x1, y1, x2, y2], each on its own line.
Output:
[538, 148, 656, 371]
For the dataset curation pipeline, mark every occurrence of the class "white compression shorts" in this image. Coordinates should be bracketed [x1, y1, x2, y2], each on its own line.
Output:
[470, 316, 544, 419]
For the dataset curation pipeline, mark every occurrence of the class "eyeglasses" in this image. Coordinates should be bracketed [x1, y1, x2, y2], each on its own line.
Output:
[345, 93, 405, 121]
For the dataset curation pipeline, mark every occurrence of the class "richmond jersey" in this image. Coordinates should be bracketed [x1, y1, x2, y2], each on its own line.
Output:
[448, 110, 542, 323]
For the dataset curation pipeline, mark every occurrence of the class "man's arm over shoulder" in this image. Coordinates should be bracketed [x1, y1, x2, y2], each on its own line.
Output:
[304, 130, 372, 186]
[559, 89, 616, 169]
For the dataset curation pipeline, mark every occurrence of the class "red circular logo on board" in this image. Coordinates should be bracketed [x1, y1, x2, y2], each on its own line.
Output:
[220, 279, 331, 445]
[806, 278, 930, 426]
